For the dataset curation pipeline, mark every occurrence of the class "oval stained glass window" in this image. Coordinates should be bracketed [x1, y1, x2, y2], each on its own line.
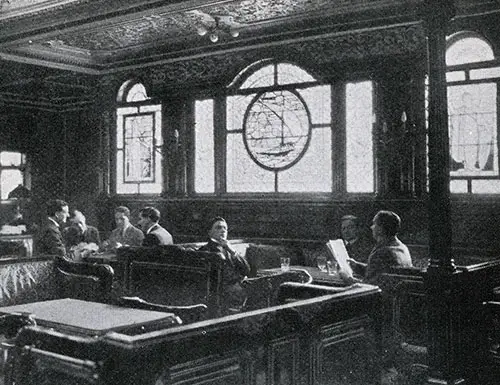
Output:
[243, 90, 312, 171]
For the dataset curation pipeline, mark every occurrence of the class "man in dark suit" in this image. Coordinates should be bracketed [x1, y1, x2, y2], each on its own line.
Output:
[138, 206, 173, 246]
[340, 214, 373, 270]
[343, 210, 412, 286]
[198, 217, 250, 312]
[36, 199, 70, 257]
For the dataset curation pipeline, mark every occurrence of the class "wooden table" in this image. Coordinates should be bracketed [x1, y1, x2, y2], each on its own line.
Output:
[257, 265, 347, 286]
[0, 298, 179, 336]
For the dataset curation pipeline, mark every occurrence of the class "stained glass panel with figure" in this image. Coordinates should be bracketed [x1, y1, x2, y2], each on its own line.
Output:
[448, 83, 497, 176]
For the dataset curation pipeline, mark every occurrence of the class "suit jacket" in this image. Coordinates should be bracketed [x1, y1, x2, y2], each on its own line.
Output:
[363, 237, 412, 286]
[63, 225, 101, 248]
[344, 235, 373, 264]
[37, 219, 66, 257]
[198, 239, 251, 282]
[142, 224, 173, 246]
[108, 225, 144, 248]
[198, 239, 251, 311]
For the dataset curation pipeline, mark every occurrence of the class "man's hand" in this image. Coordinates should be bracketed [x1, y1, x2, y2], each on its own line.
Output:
[219, 239, 236, 256]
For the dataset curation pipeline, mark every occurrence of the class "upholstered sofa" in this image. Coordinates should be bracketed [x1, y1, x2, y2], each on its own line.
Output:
[0, 256, 113, 308]
[115, 245, 313, 318]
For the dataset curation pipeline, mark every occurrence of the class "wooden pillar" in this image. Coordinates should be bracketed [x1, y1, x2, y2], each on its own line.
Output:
[423, 1, 465, 384]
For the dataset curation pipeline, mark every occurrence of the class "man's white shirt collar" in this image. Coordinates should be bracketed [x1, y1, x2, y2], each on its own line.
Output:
[121, 223, 130, 236]
[48, 217, 59, 227]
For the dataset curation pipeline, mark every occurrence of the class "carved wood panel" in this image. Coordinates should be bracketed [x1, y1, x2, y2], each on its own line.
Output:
[313, 316, 379, 385]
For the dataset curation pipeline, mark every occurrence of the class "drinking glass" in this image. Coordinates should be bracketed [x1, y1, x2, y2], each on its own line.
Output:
[280, 257, 291, 272]
[326, 260, 338, 275]
[316, 256, 327, 272]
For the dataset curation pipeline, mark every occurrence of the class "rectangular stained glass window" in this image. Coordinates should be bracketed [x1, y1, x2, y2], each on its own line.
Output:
[194, 100, 215, 193]
[116, 104, 162, 195]
[123, 114, 155, 182]
[346, 81, 374, 193]
[448, 83, 497, 177]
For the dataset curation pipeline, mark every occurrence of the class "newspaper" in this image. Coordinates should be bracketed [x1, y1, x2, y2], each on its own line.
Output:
[326, 239, 353, 278]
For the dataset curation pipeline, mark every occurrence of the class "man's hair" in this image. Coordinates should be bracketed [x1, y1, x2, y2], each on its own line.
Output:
[71, 210, 86, 224]
[140, 206, 161, 223]
[207, 216, 226, 232]
[47, 199, 68, 217]
[114, 206, 131, 218]
[374, 210, 401, 237]
[341, 215, 359, 226]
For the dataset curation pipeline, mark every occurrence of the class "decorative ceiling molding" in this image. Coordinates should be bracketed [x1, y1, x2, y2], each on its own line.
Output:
[143, 23, 427, 89]
[0, 0, 428, 73]
[0, 0, 497, 108]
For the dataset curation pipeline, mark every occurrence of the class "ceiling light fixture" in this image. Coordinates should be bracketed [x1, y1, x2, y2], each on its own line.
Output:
[191, 11, 242, 43]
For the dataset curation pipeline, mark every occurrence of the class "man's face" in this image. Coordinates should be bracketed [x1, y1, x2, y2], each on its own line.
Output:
[341, 220, 358, 242]
[370, 217, 384, 241]
[56, 205, 70, 224]
[209, 220, 228, 243]
[72, 217, 86, 233]
[138, 215, 152, 232]
[115, 212, 130, 230]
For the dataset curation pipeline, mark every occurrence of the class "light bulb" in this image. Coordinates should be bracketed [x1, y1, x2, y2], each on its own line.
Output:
[230, 29, 239, 38]
[209, 33, 219, 43]
[196, 26, 208, 36]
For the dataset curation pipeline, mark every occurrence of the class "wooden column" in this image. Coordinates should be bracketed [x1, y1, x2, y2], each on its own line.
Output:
[423, 1, 465, 384]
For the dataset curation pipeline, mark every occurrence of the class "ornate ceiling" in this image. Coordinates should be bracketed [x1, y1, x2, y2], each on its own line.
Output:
[0, 0, 498, 109]
[0, 0, 439, 73]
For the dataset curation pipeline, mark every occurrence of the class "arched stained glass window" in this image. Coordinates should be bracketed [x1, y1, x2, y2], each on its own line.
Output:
[446, 32, 494, 66]
[115, 81, 162, 195]
[126, 83, 149, 102]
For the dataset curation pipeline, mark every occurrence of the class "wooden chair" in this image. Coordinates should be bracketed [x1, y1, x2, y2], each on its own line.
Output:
[55, 256, 114, 303]
[241, 268, 313, 310]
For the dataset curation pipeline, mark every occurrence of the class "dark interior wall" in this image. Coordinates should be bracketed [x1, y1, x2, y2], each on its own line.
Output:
[63, 109, 104, 227]
[105, 197, 429, 245]
[0, 107, 104, 231]
[0, 110, 68, 227]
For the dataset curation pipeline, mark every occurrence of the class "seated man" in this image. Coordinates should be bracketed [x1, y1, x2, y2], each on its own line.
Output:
[341, 210, 413, 377]
[36, 199, 70, 257]
[340, 214, 373, 264]
[138, 206, 173, 246]
[63, 210, 100, 248]
[102, 206, 144, 250]
[198, 217, 250, 311]
[342, 210, 412, 286]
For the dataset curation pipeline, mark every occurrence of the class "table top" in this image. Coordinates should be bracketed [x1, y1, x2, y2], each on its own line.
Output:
[0, 298, 177, 336]
[258, 266, 347, 286]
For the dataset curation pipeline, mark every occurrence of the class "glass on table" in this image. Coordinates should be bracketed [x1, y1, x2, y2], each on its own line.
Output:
[326, 260, 338, 275]
[316, 256, 327, 272]
[280, 257, 291, 272]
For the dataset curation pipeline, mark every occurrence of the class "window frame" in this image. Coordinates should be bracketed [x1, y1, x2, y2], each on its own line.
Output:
[190, 60, 377, 199]
[445, 32, 500, 194]
[114, 81, 163, 196]
[0, 151, 29, 201]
